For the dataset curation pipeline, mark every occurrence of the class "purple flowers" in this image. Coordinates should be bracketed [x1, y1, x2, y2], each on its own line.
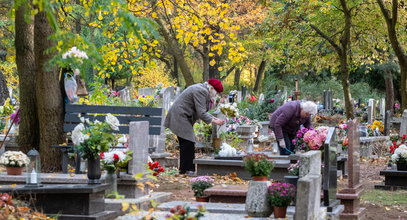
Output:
[189, 176, 214, 183]
[267, 182, 296, 207]
[10, 110, 20, 124]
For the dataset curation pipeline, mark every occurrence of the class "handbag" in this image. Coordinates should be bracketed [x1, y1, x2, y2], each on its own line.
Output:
[75, 75, 89, 96]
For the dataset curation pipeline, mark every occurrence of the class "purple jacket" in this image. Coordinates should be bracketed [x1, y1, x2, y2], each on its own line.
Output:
[269, 101, 312, 139]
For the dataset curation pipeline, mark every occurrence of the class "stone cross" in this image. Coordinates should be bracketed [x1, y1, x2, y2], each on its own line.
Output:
[399, 110, 407, 136]
[119, 87, 131, 103]
[336, 119, 366, 219]
[236, 91, 242, 103]
[128, 121, 149, 175]
[367, 99, 375, 124]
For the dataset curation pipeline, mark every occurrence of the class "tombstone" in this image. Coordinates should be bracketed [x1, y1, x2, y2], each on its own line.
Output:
[241, 86, 247, 99]
[174, 87, 182, 99]
[384, 110, 391, 136]
[399, 110, 407, 136]
[336, 119, 366, 219]
[119, 87, 131, 103]
[258, 93, 265, 105]
[138, 87, 154, 96]
[367, 102, 375, 124]
[323, 90, 333, 110]
[323, 127, 341, 213]
[295, 151, 326, 220]
[128, 121, 150, 175]
[236, 91, 242, 103]
[379, 98, 385, 119]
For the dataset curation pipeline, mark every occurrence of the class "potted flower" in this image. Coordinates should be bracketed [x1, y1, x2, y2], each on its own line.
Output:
[268, 182, 296, 218]
[284, 161, 300, 187]
[243, 153, 274, 181]
[71, 113, 120, 184]
[391, 144, 407, 171]
[189, 176, 214, 202]
[0, 151, 30, 175]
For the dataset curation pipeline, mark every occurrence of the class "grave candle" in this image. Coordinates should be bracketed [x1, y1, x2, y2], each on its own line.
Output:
[30, 169, 37, 184]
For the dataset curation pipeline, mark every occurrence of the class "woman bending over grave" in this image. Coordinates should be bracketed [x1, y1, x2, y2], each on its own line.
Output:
[269, 100, 317, 155]
[164, 79, 225, 175]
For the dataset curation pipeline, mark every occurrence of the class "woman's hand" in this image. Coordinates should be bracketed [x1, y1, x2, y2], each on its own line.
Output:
[212, 118, 225, 125]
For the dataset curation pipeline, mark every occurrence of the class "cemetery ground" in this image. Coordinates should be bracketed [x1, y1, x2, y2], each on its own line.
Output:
[153, 157, 407, 220]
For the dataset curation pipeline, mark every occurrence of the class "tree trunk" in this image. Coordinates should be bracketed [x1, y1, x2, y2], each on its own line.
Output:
[340, 55, 354, 119]
[0, 71, 9, 106]
[234, 68, 241, 89]
[172, 56, 179, 84]
[377, 0, 407, 110]
[155, 18, 194, 86]
[15, 2, 39, 153]
[254, 60, 266, 92]
[384, 69, 395, 115]
[34, 12, 64, 171]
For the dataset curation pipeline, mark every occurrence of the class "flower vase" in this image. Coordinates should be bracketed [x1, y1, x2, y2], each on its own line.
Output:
[245, 180, 272, 217]
[284, 176, 299, 188]
[87, 156, 101, 184]
[6, 167, 23, 175]
[105, 171, 118, 196]
[273, 206, 288, 218]
[396, 162, 407, 171]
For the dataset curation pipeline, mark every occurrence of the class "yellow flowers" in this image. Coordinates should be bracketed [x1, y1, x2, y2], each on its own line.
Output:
[370, 120, 384, 133]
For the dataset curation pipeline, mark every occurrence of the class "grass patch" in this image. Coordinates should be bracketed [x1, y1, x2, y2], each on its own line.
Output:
[361, 189, 407, 206]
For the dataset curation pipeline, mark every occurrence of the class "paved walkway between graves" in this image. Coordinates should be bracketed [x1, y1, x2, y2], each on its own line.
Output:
[117, 201, 294, 220]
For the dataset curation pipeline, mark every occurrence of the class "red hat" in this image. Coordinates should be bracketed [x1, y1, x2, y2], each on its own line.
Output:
[208, 78, 223, 93]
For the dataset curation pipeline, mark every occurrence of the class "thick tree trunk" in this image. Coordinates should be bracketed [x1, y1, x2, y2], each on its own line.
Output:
[384, 69, 395, 115]
[155, 18, 194, 86]
[234, 68, 241, 90]
[340, 55, 354, 119]
[377, 0, 407, 110]
[209, 55, 221, 80]
[254, 60, 266, 92]
[34, 12, 64, 171]
[15, 2, 39, 153]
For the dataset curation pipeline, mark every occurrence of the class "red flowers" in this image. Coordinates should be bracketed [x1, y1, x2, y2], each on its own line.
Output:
[148, 161, 165, 176]
[246, 96, 257, 103]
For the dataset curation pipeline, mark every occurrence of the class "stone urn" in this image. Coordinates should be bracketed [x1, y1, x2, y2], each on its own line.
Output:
[236, 125, 257, 137]
[245, 180, 272, 217]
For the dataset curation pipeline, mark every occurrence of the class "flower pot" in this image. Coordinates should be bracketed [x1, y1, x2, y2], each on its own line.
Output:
[87, 157, 101, 184]
[273, 206, 288, 218]
[212, 137, 221, 149]
[6, 167, 23, 175]
[245, 180, 272, 217]
[284, 175, 299, 187]
[252, 176, 268, 181]
[195, 196, 209, 202]
[396, 162, 407, 171]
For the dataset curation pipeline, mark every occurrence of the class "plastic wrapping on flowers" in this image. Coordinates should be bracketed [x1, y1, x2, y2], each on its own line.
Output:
[292, 127, 328, 151]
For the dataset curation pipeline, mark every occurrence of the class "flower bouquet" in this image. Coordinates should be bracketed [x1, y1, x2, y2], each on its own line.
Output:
[190, 176, 214, 197]
[219, 103, 239, 118]
[72, 113, 120, 159]
[292, 127, 328, 151]
[287, 161, 300, 176]
[243, 153, 274, 179]
[267, 182, 296, 218]
[390, 144, 407, 170]
[148, 161, 165, 176]
[134, 95, 158, 107]
[100, 150, 132, 174]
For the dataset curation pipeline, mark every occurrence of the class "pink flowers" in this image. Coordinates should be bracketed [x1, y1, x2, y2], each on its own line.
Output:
[267, 182, 296, 207]
[293, 127, 328, 151]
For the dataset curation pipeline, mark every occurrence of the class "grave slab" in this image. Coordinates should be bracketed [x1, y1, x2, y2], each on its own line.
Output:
[204, 184, 247, 203]
[374, 169, 407, 190]
[0, 184, 117, 220]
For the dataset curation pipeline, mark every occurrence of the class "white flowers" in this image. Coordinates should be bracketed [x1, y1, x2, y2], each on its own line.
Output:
[101, 150, 127, 163]
[219, 103, 239, 118]
[62, 47, 88, 60]
[218, 143, 237, 157]
[391, 144, 407, 163]
[106, 113, 120, 131]
[0, 151, 30, 168]
[72, 123, 86, 145]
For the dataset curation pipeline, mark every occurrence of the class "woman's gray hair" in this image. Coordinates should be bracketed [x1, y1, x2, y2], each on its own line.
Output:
[300, 101, 318, 115]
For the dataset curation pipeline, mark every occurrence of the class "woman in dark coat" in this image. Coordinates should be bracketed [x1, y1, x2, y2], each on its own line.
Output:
[269, 100, 317, 155]
[164, 79, 225, 174]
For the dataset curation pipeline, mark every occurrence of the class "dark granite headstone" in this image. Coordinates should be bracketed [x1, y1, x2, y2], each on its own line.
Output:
[323, 127, 339, 212]
[0, 184, 116, 220]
